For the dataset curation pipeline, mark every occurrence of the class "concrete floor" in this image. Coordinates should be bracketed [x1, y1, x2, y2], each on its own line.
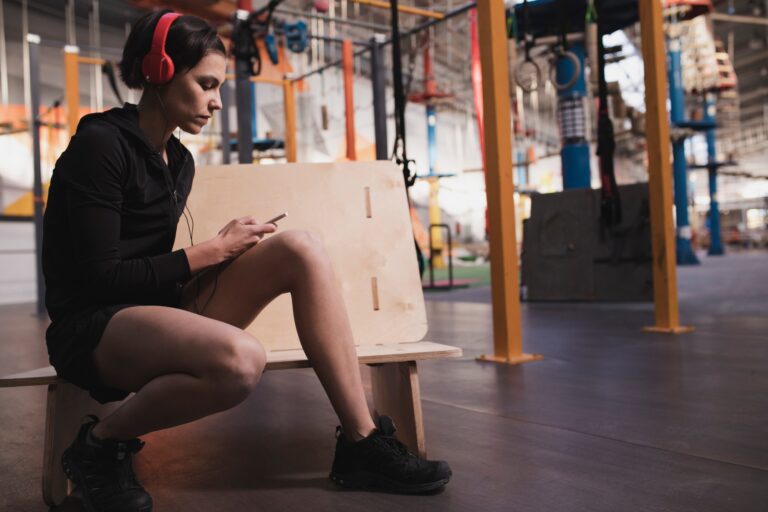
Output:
[1, 251, 767, 511]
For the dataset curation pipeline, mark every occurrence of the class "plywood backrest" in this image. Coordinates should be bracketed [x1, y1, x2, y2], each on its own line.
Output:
[173, 161, 427, 352]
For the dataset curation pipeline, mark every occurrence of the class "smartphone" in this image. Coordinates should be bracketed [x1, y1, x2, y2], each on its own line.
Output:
[265, 212, 288, 225]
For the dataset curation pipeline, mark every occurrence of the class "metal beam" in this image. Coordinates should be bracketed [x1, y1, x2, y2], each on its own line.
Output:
[282, 79, 297, 162]
[275, 7, 389, 32]
[233, 8, 254, 164]
[28, 33, 45, 316]
[733, 49, 768, 69]
[638, 0, 691, 334]
[347, 0, 445, 19]
[474, 1, 540, 365]
[64, 46, 80, 136]
[0, 0, 8, 106]
[710, 12, 768, 27]
[220, 80, 231, 164]
[308, 33, 370, 47]
[370, 35, 388, 160]
[739, 86, 768, 104]
[739, 102, 768, 117]
[342, 39, 356, 160]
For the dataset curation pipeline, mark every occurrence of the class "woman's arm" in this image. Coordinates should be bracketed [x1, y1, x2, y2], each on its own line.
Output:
[60, 124, 195, 302]
[183, 239, 224, 275]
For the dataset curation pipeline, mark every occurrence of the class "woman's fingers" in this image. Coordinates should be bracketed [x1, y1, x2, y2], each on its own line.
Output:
[251, 223, 277, 236]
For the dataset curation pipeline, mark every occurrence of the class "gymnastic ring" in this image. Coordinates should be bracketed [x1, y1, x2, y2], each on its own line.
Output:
[549, 49, 581, 91]
[515, 59, 542, 93]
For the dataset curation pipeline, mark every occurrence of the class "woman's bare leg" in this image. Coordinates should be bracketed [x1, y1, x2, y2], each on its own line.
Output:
[90, 307, 267, 440]
[180, 230, 377, 441]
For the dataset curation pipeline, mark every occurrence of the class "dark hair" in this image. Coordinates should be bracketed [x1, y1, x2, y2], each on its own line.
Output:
[119, 9, 227, 89]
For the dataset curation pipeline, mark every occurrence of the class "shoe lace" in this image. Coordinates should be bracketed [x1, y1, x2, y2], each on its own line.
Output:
[86, 439, 145, 494]
[368, 433, 422, 473]
[115, 439, 145, 488]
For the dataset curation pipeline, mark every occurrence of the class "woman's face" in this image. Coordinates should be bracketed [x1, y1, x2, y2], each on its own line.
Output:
[161, 51, 226, 135]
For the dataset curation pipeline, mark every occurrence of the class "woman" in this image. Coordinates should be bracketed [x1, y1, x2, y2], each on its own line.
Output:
[42, 10, 450, 512]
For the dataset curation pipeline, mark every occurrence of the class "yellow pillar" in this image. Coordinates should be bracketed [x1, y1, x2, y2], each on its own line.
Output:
[428, 177, 445, 268]
[64, 46, 80, 136]
[282, 80, 297, 163]
[475, 1, 541, 365]
[638, 0, 693, 334]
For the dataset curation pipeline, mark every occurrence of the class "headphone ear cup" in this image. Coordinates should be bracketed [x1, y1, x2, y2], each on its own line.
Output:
[142, 52, 175, 85]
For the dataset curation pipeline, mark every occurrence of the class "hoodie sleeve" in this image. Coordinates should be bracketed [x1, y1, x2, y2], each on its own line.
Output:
[58, 123, 191, 303]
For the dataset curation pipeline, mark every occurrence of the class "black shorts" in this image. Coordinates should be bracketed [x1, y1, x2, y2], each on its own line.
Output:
[45, 287, 186, 404]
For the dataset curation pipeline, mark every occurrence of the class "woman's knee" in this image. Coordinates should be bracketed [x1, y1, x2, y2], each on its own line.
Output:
[205, 334, 267, 402]
[272, 230, 327, 267]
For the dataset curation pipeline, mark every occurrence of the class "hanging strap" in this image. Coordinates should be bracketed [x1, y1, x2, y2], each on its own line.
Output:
[595, 0, 621, 227]
[557, 0, 569, 51]
[522, 0, 533, 62]
[389, 0, 416, 188]
[101, 61, 123, 105]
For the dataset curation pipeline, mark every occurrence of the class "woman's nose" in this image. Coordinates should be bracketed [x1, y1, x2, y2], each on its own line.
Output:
[211, 92, 222, 111]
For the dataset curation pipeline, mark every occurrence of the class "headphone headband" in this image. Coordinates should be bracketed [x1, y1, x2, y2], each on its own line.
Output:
[142, 12, 181, 85]
[150, 12, 181, 55]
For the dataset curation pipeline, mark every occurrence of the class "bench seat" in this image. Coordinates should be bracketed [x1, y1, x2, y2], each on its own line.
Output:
[0, 341, 461, 385]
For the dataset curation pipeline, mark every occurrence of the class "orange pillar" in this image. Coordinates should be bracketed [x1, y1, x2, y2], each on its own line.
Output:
[64, 46, 80, 136]
[282, 80, 297, 163]
[342, 39, 356, 160]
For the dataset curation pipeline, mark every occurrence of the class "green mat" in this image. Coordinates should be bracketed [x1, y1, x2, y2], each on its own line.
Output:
[422, 263, 491, 289]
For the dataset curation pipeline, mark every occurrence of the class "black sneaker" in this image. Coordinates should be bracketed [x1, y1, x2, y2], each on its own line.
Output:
[329, 415, 452, 494]
[61, 415, 153, 512]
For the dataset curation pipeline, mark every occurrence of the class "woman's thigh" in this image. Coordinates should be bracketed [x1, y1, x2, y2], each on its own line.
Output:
[93, 305, 266, 393]
[179, 230, 325, 329]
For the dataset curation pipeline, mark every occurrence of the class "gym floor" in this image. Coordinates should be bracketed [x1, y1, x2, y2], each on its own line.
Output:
[1, 251, 766, 511]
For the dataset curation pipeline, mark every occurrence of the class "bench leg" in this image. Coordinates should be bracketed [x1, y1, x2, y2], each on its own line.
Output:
[369, 361, 426, 459]
[42, 382, 116, 507]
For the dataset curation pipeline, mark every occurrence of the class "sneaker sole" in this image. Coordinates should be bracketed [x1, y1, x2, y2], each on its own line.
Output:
[62, 450, 152, 512]
[329, 470, 450, 494]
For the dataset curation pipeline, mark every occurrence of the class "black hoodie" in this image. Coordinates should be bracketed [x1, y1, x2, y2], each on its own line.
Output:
[42, 103, 194, 324]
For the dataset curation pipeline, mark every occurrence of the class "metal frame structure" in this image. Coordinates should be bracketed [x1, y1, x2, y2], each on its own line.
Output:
[32, 0, 691, 348]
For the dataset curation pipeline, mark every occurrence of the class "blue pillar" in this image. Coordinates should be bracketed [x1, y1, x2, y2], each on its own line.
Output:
[427, 105, 437, 175]
[667, 38, 699, 265]
[704, 94, 724, 256]
[250, 81, 258, 139]
[516, 148, 527, 187]
[557, 43, 591, 189]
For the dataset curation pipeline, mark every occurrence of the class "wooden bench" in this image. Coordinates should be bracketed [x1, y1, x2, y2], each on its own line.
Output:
[0, 161, 462, 507]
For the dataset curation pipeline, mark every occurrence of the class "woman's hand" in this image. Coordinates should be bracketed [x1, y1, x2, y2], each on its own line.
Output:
[215, 216, 278, 261]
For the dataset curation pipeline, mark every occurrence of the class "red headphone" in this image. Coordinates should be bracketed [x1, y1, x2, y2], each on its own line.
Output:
[141, 12, 181, 85]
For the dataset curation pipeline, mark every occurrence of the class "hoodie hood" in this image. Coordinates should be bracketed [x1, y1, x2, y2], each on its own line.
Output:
[75, 103, 189, 164]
